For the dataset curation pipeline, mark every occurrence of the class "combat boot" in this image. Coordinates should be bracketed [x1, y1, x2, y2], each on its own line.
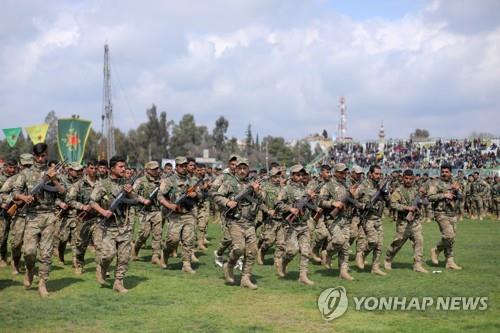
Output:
[74, 266, 83, 275]
[298, 271, 314, 285]
[24, 269, 34, 289]
[198, 239, 207, 251]
[430, 247, 439, 265]
[445, 257, 463, 270]
[384, 259, 392, 270]
[322, 251, 332, 269]
[203, 237, 211, 245]
[57, 245, 65, 265]
[113, 279, 129, 294]
[191, 253, 199, 263]
[256, 248, 264, 265]
[274, 257, 285, 278]
[371, 263, 387, 276]
[0, 258, 7, 267]
[182, 261, 196, 274]
[159, 251, 167, 269]
[240, 274, 258, 290]
[38, 279, 49, 298]
[151, 254, 162, 266]
[11, 259, 20, 275]
[131, 244, 139, 261]
[339, 264, 354, 281]
[95, 264, 106, 285]
[281, 257, 291, 276]
[72, 257, 78, 269]
[355, 252, 365, 269]
[311, 251, 322, 264]
[413, 262, 429, 273]
[223, 262, 235, 284]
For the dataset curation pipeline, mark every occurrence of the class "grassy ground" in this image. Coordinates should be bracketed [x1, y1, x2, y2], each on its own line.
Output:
[0, 217, 499, 333]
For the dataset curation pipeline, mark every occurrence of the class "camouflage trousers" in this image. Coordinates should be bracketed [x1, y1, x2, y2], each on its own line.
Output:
[196, 201, 210, 240]
[309, 217, 329, 256]
[74, 217, 98, 269]
[386, 220, 424, 264]
[163, 212, 196, 263]
[215, 216, 232, 257]
[359, 218, 383, 265]
[135, 210, 163, 257]
[470, 196, 484, 218]
[326, 221, 351, 269]
[23, 211, 57, 282]
[97, 224, 132, 280]
[54, 217, 78, 258]
[434, 212, 457, 259]
[494, 197, 500, 217]
[227, 221, 257, 275]
[273, 223, 287, 261]
[258, 219, 282, 252]
[349, 216, 367, 250]
[10, 215, 26, 265]
[283, 225, 310, 273]
[0, 215, 11, 261]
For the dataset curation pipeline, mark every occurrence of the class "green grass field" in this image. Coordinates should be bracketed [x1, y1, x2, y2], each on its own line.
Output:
[1, 217, 499, 333]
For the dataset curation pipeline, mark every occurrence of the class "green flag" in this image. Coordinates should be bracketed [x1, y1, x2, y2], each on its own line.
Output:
[57, 118, 92, 163]
[2, 127, 22, 148]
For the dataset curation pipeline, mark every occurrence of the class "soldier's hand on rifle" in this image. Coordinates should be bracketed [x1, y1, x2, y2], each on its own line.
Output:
[226, 200, 238, 209]
[251, 181, 261, 191]
[123, 184, 133, 193]
[83, 205, 92, 212]
[307, 190, 316, 199]
[268, 209, 275, 217]
[289, 207, 300, 216]
[407, 206, 416, 212]
[21, 194, 34, 204]
[59, 202, 68, 210]
[102, 210, 113, 218]
[143, 199, 152, 206]
[444, 191, 454, 200]
[1, 203, 8, 209]
[46, 167, 58, 180]
[331, 201, 344, 209]
[187, 190, 197, 198]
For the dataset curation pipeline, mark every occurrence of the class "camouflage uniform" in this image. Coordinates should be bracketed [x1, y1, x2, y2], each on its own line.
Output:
[493, 179, 500, 219]
[67, 175, 99, 272]
[158, 171, 200, 271]
[354, 177, 388, 274]
[470, 177, 489, 219]
[346, 175, 365, 248]
[133, 174, 163, 261]
[307, 178, 329, 260]
[0, 171, 13, 264]
[385, 184, 426, 271]
[13, 163, 66, 288]
[90, 176, 138, 283]
[196, 178, 211, 250]
[257, 179, 282, 264]
[211, 170, 237, 258]
[427, 177, 462, 269]
[215, 172, 265, 288]
[319, 176, 354, 279]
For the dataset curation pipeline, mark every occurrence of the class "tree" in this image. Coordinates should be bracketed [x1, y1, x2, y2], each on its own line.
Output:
[322, 129, 328, 139]
[44, 110, 59, 159]
[245, 124, 253, 156]
[170, 114, 204, 157]
[410, 129, 430, 140]
[212, 116, 229, 159]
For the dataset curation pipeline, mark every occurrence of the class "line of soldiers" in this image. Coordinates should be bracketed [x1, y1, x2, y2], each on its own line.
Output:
[1, 144, 499, 297]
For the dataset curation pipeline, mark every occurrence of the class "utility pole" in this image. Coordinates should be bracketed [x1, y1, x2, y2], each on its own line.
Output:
[101, 44, 115, 160]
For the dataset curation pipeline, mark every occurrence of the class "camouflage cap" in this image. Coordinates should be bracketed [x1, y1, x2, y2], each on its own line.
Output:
[145, 161, 160, 170]
[236, 157, 249, 166]
[290, 164, 306, 174]
[20, 153, 34, 166]
[352, 165, 364, 174]
[270, 167, 282, 176]
[175, 156, 188, 165]
[68, 162, 83, 171]
[228, 154, 240, 161]
[334, 163, 348, 172]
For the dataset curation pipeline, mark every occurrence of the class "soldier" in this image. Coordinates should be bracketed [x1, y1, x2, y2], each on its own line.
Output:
[132, 161, 163, 267]
[212, 154, 239, 267]
[53, 162, 82, 265]
[275, 164, 317, 285]
[0, 154, 33, 274]
[319, 163, 356, 281]
[354, 164, 389, 276]
[66, 160, 99, 274]
[158, 156, 201, 274]
[465, 174, 474, 218]
[90, 155, 151, 293]
[13, 143, 66, 297]
[97, 160, 108, 179]
[384, 169, 429, 273]
[493, 175, 500, 220]
[428, 163, 463, 270]
[0, 158, 17, 267]
[216, 157, 265, 289]
[162, 162, 173, 179]
[195, 164, 211, 251]
[308, 165, 331, 264]
[347, 165, 365, 248]
[470, 172, 489, 220]
[455, 170, 466, 220]
[256, 167, 282, 265]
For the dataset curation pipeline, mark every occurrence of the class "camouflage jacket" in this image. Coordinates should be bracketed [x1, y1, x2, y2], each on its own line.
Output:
[214, 175, 265, 224]
[354, 178, 386, 220]
[133, 174, 161, 211]
[275, 180, 312, 226]
[426, 177, 459, 215]
[157, 171, 201, 215]
[209, 170, 236, 198]
[470, 179, 489, 197]
[493, 182, 500, 200]
[0, 172, 18, 206]
[67, 176, 98, 219]
[319, 177, 351, 225]
[391, 184, 422, 222]
[261, 181, 282, 221]
[13, 163, 65, 212]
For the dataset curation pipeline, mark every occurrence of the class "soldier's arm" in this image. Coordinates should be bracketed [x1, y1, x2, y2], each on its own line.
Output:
[319, 184, 336, 209]
[275, 187, 293, 214]
[390, 189, 408, 212]
[157, 179, 177, 211]
[67, 181, 85, 211]
[427, 182, 447, 202]
[213, 182, 231, 207]
[89, 181, 111, 217]
[12, 171, 32, 203]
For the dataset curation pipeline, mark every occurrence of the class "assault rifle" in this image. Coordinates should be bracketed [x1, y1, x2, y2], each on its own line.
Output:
[165, 177, 205, 216]
[359, 178, 391, 226]
[222, 175, 266, 218]
[285, 193, 321, 224]
[405, 194, 428, 222]
[329, 192, 361, 220]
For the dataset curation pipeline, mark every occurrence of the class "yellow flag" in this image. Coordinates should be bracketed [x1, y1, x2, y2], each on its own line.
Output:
[25, 124, 49, 144]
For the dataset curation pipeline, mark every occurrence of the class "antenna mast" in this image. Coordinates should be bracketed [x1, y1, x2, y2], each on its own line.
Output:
[101, 44, 115, 159]
[338, 96, 347, 141]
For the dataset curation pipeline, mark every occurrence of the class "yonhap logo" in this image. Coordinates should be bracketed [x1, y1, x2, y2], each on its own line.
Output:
[317, 286, 348, 321]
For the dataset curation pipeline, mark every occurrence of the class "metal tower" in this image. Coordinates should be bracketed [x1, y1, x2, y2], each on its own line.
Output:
[338, 96, 347, 141]
[101, 44, 115, 159]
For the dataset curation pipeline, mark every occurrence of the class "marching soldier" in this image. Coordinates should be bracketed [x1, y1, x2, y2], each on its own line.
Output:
[132, 161, 163, 266]
[13, 143, 66, 297]
[0, 158, 17, 267]
[309, 164, 332, 264]
[384, 169, 429, 273]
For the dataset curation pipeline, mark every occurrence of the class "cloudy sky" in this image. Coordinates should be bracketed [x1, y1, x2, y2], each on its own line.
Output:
[1, 0, 499, 141]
